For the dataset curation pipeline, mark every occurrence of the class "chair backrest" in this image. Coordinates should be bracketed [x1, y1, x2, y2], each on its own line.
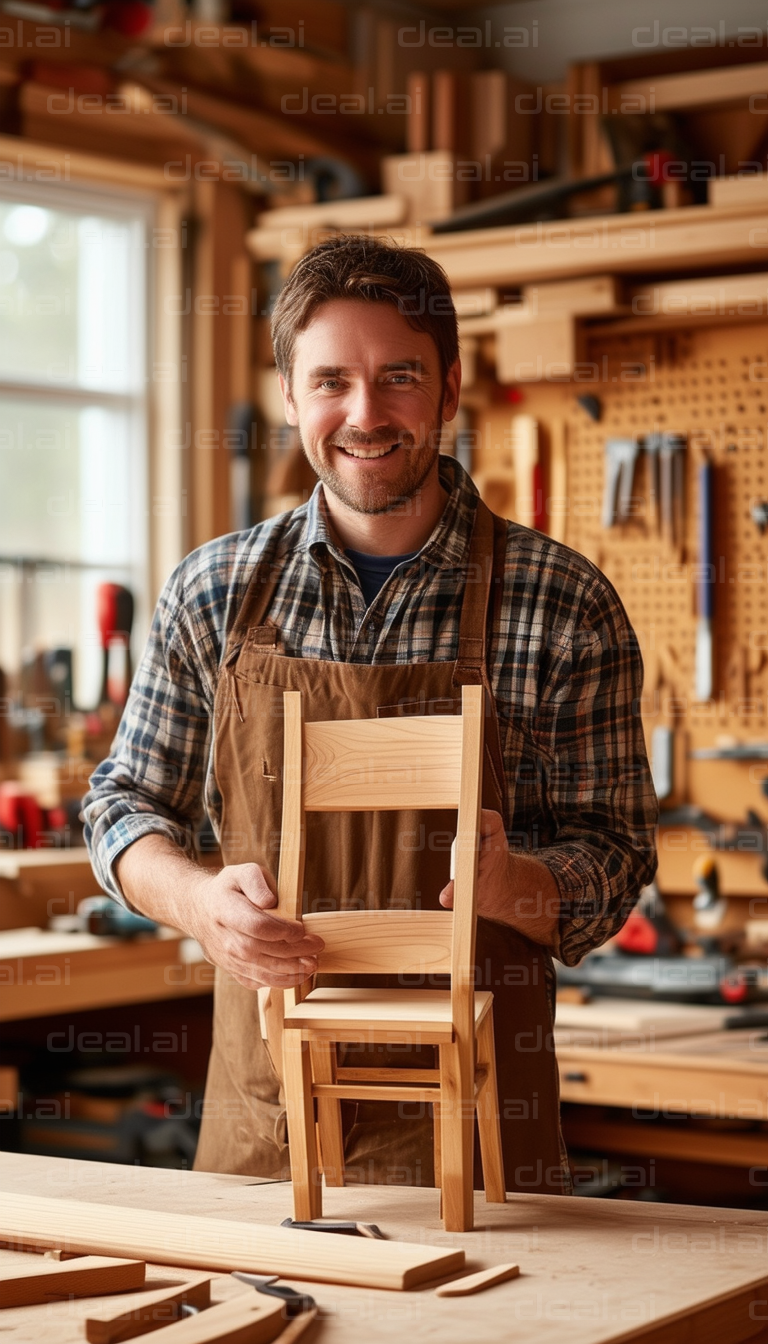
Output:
[277, 685, 484, 1029]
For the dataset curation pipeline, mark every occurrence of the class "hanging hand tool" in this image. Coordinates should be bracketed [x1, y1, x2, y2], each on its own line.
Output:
[644, 432, 686, 545]
[695, 455, 714, 701]
[692, 856, 728, 936]
[601, 438, 639, 528]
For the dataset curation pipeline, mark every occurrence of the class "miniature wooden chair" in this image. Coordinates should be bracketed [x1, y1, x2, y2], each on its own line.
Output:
[277, 684, 506, 1233]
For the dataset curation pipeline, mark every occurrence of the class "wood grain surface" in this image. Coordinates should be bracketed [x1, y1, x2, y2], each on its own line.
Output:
[2, 1154, 768, 1343]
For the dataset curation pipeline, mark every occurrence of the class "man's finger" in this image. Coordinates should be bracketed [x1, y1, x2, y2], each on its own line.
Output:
[438, 881, 454, 909]
[479, 808, 505, 835]
[234, 863, 279, 910]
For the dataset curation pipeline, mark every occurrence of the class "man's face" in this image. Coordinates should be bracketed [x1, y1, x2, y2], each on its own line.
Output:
[279, 299, 460, 516]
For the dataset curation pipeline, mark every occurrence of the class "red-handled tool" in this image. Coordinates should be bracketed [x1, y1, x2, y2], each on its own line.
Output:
[97, 583, 134, 709]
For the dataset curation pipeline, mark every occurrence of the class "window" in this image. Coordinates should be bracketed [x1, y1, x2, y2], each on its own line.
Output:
[0, 181, 153, 710]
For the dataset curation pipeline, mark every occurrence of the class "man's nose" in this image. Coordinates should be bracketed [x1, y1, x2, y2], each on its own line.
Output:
[345, 379, 390, 433]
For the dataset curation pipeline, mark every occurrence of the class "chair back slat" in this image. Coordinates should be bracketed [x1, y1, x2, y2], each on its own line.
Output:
[303, 716, 463, 812]
[303, 910, 452, 975]
[278, 687, 485, 1012]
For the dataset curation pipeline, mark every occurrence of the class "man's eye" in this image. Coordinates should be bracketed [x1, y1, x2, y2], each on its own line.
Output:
[385, 374, 415, 385]
[319, 379, 341, 390]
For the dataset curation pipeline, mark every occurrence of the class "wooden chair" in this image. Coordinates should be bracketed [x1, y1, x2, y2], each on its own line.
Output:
[276, 684, 506, 1233]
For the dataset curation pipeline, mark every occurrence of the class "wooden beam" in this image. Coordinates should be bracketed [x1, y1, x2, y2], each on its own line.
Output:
[0, 1256, 145, 1308]
[0, 1193, 465, 1290]
[0, 132, 172, 190]
[426, 202, 768, 286]
[709, 172, 768, 208]
[85, 1276, 212, 1343]
[564, 1116, 768, 1168]
[613, 61, 768, 112]
[256, 195, 406, 231]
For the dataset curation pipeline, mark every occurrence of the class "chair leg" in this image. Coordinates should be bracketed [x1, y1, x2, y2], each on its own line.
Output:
[431, 1099, 442, 1191]
[310, 1039, 345, 1187]
[283, 1029, 322, 1220]
[439, 1038, 475, 1232]
[475, 1011, 506, 1204]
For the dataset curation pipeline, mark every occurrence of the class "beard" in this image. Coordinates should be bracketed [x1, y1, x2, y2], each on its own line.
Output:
[300, 408, 444, 516]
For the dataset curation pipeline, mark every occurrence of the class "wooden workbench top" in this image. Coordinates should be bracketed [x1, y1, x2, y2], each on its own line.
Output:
[1, 1154, 768, 1343]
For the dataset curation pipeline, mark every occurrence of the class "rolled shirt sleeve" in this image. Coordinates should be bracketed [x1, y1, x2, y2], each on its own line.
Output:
[82, 568, 216, 904]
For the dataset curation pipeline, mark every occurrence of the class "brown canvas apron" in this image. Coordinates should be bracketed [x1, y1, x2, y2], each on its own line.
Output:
[194, 498, 567, 1193]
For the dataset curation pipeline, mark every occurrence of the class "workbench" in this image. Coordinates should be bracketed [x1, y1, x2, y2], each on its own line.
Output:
[1, 1153, 768, 1343]
[555, 1002, 768, 1177]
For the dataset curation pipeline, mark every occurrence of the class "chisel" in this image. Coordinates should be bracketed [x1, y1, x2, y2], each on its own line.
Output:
[695, 457, 714, 701]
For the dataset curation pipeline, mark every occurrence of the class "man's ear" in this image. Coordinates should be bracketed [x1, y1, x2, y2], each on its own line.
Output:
[277, 371, 299, 427]
[441, 358, 462, 423]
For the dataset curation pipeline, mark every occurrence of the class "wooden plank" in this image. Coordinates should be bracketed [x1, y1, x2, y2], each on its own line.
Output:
[0, 132, 171, 191]
[85, 1276, 212, 1343]
[381, 151, 461, 226]
[435, 1263, 520, 1296]
[121, 1293, 285, 1344]
[0, 1193, 464, 1291]
[0, 1255, 145, 1308]
[302, 910, 451, 976]
[554, 998, 733, 1041]
[496, 315, 575, 383]
[0, 933, 210, 1022]
[548, 418, 567, 544]
[453, 288, 497, 318]
[257, 196, 406, 231]
[522, 275, 622, 315]
[710, 173, 768, 208]
[6, 1154, 768, 1343]
[557, 1046, 768, 1116]
[406, 72, 429, 153]
[314, 1083, 438, 1103]
[613, 61, 768, 113]
[303, 715, 463, 811]
[0, 849, 95, 879]
[563, 1116, 768, 1169]
[629, 271, 768, 318]
[426, 203, 768, 287]
[284, 987, 457, 1038]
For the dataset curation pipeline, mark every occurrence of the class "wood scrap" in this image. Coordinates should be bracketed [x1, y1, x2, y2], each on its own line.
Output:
[85, 1275, 212, 1343]
[0, 1193, 464, 1290]
[123, 1293, 285, 1343]
[435, 1262, 520, 1296]
[0, 1255, 145, 1308]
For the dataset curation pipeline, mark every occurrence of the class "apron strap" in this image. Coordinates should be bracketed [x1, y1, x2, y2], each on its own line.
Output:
[226, 550, 284, 655]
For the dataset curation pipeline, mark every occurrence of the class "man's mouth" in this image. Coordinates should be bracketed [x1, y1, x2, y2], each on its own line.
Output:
[337, 442, 400, 460]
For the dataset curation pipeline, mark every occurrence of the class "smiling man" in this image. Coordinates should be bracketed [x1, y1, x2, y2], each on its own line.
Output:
[84, 235, 658, 1194]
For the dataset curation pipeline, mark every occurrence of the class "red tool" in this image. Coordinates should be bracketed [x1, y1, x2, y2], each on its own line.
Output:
[96, 584, 134, 709]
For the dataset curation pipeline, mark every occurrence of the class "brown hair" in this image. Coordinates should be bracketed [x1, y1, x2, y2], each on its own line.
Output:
[270, 234, 459, 385]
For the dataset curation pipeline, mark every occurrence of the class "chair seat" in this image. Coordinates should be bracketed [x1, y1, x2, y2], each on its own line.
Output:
[283, 987, 494, 1041]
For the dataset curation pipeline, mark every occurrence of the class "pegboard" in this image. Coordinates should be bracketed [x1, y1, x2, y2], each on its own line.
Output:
[472, 321, 768, 843]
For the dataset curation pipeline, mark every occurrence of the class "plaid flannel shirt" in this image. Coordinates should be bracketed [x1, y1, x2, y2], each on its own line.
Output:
[84, 456, 658, 967]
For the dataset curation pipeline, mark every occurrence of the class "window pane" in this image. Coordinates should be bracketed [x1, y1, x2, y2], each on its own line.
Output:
[0, 398, 137, 564]
[0, 204, 144, 393]
[0, 561, 134, 710]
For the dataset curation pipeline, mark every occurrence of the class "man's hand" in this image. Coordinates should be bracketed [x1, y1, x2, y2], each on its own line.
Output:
[187, 864, 325, 991]
[115, 836, 324, 991]
[438, 808, 561, 948]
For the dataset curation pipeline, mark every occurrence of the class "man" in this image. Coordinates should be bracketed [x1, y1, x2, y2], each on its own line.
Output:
[84, 235, 658, 1194]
